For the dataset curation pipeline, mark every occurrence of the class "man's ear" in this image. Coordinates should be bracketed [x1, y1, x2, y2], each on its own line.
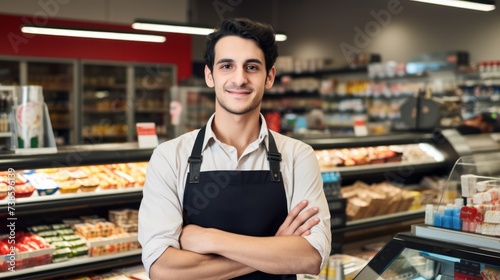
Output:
[265, 66, 276, 90]
[205, 65, 215, 88]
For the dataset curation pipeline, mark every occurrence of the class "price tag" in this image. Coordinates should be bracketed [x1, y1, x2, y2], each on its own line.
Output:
[136, 122, 159, 148]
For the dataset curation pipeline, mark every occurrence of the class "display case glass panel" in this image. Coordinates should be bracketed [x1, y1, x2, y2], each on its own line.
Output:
[82, 63, 127, 144]
[355, 233, 500, 280]
[0, 60, 19, 86]
[133, 64, 174, 141]
[27, 61, 74, 145]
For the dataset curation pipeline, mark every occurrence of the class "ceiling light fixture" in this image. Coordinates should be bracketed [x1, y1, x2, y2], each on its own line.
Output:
[21, 25, 167, 43]
[132, 19, 288, 41]
[411, 0, 495, 11]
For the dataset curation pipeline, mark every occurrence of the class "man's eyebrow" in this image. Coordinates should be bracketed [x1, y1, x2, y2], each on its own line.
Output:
[216, 58, 234, 65]
[245, 59, 263, 65]
[215, 58, 264, 65]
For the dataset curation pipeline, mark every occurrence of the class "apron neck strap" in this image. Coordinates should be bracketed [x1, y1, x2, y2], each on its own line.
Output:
[188, 126, 282, 183]
[188, 126, 206, 183]
[267, 131, 282, 182]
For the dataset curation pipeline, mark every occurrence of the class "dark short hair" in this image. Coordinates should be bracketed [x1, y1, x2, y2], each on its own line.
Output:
[204, 18, 278, 74]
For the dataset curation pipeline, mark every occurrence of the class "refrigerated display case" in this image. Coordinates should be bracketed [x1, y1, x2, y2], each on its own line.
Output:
[0, 143, 150, 280]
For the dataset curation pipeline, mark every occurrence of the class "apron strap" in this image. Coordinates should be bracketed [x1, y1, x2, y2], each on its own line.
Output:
[188, 126, 206, 183]
[267, 131, 282, 182]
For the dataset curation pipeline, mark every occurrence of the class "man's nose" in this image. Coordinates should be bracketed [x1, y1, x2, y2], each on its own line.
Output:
[232, 67, 248, 86]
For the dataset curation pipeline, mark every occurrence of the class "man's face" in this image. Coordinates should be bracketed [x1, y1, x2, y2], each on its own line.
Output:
[204, 36, 275, 115]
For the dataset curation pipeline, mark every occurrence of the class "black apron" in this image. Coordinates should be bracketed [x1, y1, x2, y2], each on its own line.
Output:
[183, 126, 297, 280]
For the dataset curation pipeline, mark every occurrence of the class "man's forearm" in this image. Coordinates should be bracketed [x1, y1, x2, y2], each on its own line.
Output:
[205, 230, 322, 275]
[150, 246, 255, 280]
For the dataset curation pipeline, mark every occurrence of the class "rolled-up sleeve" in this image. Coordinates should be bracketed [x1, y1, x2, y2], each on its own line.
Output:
[278, 136, 332, 268]
[138, 144, 184, 275]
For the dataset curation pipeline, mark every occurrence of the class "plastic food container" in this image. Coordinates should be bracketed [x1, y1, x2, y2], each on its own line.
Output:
[15, 184, 35, 198]
[0, 183, 8, 200]
[58, 181, 81, 194]
[36, 186, 59, 196]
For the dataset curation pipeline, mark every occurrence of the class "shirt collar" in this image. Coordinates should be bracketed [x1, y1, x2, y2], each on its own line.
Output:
[201, 113, 270, 152]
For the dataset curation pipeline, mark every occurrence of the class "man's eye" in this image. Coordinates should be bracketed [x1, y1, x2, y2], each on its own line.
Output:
[220, 64, 232, 69]
[246, 65, 259, 71]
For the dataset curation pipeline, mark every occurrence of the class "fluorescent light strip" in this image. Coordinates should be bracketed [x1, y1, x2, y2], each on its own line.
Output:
[21, 26, 166, 43]
[132, 22, 288, 42]
[132, 22, 212, 36]
[411, 0, 495, 11]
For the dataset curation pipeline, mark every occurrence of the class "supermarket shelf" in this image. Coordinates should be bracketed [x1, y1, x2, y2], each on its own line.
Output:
[0, 187, 143, 216]
[302, 132, 437, 149]
[0, 132, 13, 138]
[276, 65, 367, 79]
[83, 109, 127, 114]
[135, 109, 168, 113]
[0, 143, 153, 170]
[326, 160, 446, 183]
[0, 249, 142, 280]
[333, 208, 425, 234]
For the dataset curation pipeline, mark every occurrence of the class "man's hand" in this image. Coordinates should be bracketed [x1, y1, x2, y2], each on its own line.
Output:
[275, 200, 320, 237]
[180, 224, 213, 254]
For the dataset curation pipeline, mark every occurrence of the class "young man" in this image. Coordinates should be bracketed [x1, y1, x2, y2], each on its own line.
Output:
[138, 18, 331, 279]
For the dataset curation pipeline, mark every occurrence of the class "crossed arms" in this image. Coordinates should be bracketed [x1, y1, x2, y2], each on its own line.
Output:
[149, 200, 323, 280]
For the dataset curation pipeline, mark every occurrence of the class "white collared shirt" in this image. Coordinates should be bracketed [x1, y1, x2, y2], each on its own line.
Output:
[138, 114, 332, 274]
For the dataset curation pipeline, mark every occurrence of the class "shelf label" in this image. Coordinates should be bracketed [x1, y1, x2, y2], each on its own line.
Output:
[353, 116, 368, 136]
[136, 122, 158, 148]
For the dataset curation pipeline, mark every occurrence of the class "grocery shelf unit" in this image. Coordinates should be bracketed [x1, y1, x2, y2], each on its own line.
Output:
[457, 71, 500, 120]
[273, 66, 369, 135]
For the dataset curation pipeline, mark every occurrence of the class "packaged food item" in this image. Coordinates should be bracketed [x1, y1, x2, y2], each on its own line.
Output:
[59, 181, 81, 194]
[15, 183, 35, 198]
